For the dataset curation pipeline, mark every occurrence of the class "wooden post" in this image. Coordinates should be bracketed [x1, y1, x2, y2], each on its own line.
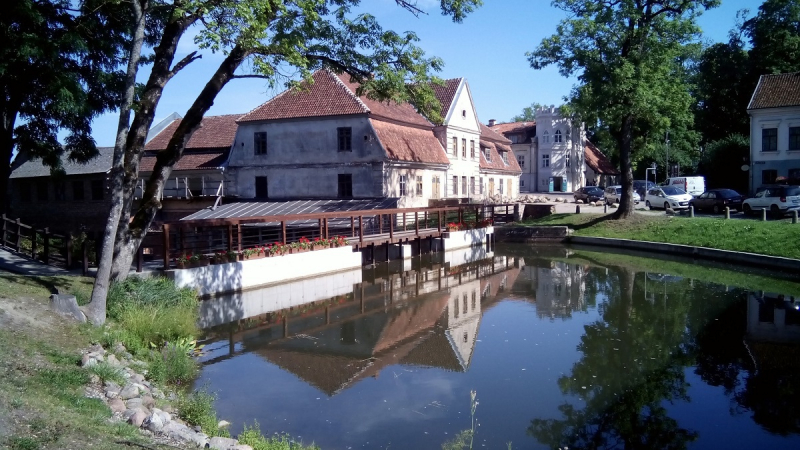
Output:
[323, 218, 329, 239]
[415, 212, 419, 236]
[1, 214, 6, 248]
[389, 213, 394, 239]
[162, 223, 171, 269]
[237, 224, 242, 252]
[82, 241, 89, 276]
[283, 317, 289, 338]
[402, 212, 406, 230]
[43, 228, 50, 265]
[378, 214, 383, 234]
[30, 227, 37, 260]
[359, 216, 364, 245]
[227, 224, 234, 251]
[15, 218, 21, 252]
[350, 216, 355, 238]
[65, 234, 73, 269]
[318, 218, 324, 238]
[458, 208, 463, 224]
[281, 221, 287, 245]
[424, 211, 428, 230]
[437, 210, 442, 232]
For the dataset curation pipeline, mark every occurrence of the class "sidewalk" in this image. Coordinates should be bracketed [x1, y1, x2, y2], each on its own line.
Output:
[0, 248, 77, 277]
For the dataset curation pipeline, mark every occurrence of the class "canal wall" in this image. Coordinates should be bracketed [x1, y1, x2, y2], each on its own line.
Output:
[168, 246, 362, 297]
[442, 226, 494, 250]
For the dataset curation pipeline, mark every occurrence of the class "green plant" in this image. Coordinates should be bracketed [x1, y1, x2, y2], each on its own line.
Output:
[176, 390, 228, 437]
[441, 390, 479, 450]
[238, 421, 320, 450]
[7, 436, 39, 450]
[146, 344, 198, 386]
[87, 362, 126, 385]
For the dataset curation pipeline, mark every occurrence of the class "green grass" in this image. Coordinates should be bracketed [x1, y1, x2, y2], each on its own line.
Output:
[519, 213, 800, 259]
[0, 274, 94, 305]
[175, 390, 229, 438]
[86, 362, 126, 386]
[238, 422, 320, 450]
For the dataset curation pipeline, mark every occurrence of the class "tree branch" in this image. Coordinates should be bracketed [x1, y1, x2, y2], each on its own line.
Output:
[231, 74, 271, 80]
[167, 51, 201, 80]
[395, 1, 426, 17]
[304, 54, 372, 80]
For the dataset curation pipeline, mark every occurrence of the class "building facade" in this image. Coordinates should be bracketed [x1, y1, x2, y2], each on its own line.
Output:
[747, 72, 800, 194]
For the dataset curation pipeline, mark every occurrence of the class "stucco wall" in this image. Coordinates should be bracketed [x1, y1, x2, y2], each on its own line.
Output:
[534, 107, 586, 192]
[749, 106, 800, 193]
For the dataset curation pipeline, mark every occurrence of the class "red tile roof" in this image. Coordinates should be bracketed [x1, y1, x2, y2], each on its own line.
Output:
[139, 151, 227, 172]
[748, 72, 800, 110]
[584, 140, 618, 175]
[489, 121, 536, 135]
[238, 70, 432, 127]
[145, 114, 239, 151]
[429, 78, 462, 124]
[371, 119, 449, 165]
[479, 123, 512, 145]
[479, 136, 521, 174]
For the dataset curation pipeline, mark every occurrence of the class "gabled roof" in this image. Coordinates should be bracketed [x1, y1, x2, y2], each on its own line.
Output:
[748, 72, 800, 110]
[490, 121, 536, 135]
[429, 78, 462, 123]
[139, 151, 227, 173]
[584, 140, 619, 175]
[479, 123, 512, 145]
[10, 147, 114, 179]
[144, 114, 239, 151]
[238, 70, 432, 128]
[371, 118, 449, 165]
[479, 124, 520, 173]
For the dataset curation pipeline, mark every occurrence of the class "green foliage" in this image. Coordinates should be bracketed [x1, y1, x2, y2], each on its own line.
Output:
[146, 343, 198, 387]
[86, 362, 125, 386]
[698, 134, 750, 192]
[176, 390, 228, 437]
[442, 390, 479, 450]
[238, 422, 320, 450]
[744, 0, 800, 75]
[510, 102, 544, 122]
[106, 276, 199, 351]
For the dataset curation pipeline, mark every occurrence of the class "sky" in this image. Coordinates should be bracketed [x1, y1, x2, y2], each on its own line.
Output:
[89, 0, 757, 147]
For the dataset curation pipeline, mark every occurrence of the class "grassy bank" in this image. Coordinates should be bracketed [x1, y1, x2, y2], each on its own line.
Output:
[519, 213, 800, 259]
[0, 274, 319, 450]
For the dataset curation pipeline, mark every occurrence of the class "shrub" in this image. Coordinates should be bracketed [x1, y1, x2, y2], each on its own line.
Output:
[87, 362, 126, 386]
[146, 344, 197, 386]
[107, 276, 199, 350]
[176, 390, 228, 437]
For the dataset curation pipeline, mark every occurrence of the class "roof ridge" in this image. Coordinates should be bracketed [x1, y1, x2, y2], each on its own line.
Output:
[238, 81, 299, 122]
[328, 69, 370, 113]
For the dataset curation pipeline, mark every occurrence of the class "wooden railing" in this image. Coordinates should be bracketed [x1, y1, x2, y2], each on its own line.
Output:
[159, 203, 517, 269]
[0, 214, 80, 271]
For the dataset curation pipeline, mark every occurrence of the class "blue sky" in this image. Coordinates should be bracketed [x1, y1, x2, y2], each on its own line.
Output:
[90, 0, 756, 147]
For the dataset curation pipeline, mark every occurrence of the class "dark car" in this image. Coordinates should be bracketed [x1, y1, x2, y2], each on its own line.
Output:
[633, 180, 656, 199]
[574, 186, 605, 203]
[689, 189, 744, 214]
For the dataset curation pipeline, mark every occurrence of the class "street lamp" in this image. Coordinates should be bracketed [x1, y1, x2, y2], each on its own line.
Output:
[646, 163, 656, 191]
[665, 131, 670, 179]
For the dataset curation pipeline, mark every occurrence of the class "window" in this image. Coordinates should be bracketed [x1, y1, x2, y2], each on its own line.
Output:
[72, 181, 84, 201]
[542, 154, 550, 167]
[462, 138, 467, 158]
[566, 154, 571, 168]
[488, 178, 495, 195]
[338, 174, 352, 198]
[37, 180, 48, 201]
[452, 175, 458, 196]
[432, 176, 440, 199]
[19, 181, 31, 202]
[470, 176, 476, 195]
[453, 297, 459, 318]
[452, 136, 458, 156]
[471, 291, 476, 310]
[517, 155, 525, 169]
[554, 129, 562, 143]
[462, 109, 467, 118]
[542, 131, 550, 143]
[762, 169, 778, 184]
[508, 179, 512, 196]
[520, 179, 525, 187]
[463, 294, 468, 315]
[501, 152, 508, 165]
[470, 140, 475, 158]
[90, 179, 104, 201]
[483, 146, 492, 162]
[479, 177, 484, 194]
[416, 176, 423, 197]
[790, 127, 800, 150]
[337, 127, 352, 152]
[54, 181, 65, 201]
[499, 178, 504, 194]
[461, 176, 467, 196]
[255, 176, 268, 199]
[762, 128, 777, 152]
[399, 175, 408, 196]
[463, 332, 468, 343]
[254, 132, 267, 155]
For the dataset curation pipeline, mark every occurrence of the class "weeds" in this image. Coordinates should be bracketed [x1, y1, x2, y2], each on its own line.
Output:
[146, 343, 198, 386]
[442, 390, 479, 450]
[238, 421, 320, 450]
[176, 390, 228, 437]
[87, 362, 126, 385]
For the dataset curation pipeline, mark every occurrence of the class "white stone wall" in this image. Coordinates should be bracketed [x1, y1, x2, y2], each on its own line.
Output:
[439, 81, 483, 199]
[384, 165, 449, 208]
[534, 106, 586, 192]
[442, 226, 493, 251]
[748, 106, 800, 194]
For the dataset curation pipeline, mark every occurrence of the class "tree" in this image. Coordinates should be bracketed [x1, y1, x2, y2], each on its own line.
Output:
[528, 0, 717, 218]
[0, 0, 124, 212]
[697, 134, 749, 192]
[511, 102, 544, 122]
[744, 0, 800, 76]
[82, 0, 483, 324]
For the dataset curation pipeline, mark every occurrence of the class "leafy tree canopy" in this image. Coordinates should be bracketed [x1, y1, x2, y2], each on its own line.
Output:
[511, 102, 544, 122]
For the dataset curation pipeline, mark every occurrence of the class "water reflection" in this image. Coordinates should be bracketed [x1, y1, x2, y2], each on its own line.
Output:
[195, 245, 800, 449]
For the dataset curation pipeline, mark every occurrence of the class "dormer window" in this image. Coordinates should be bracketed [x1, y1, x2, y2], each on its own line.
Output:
[501, 152, 509, 165]
[554, 130, 563, 143]
[543, 131, 550, 143]
[483, 146, 492, 162]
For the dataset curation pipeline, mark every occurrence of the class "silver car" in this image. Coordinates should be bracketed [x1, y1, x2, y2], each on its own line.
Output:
[604, 185, 641, 205]
[645, 186, 693, 210]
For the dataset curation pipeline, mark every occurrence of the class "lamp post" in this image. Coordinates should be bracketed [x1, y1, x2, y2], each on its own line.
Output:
[665, 131, 670, 179]
[646, 164, 656, 194]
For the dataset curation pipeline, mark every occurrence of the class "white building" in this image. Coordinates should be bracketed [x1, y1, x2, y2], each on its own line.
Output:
[747, 72, 800, 194]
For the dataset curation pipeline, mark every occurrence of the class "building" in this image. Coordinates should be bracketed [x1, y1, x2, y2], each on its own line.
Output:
[490, 107, 618, 192]
[428, 78, 522, 200]
[225, 70, 450, 208]
[747, 72, 800, 193]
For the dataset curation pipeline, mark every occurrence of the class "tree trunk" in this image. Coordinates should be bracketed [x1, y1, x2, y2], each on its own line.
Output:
[613, 115, 635, 219]
[83, 0, 147, 325]
[0, 99, 20, 214]
[111, 45, 250, 280]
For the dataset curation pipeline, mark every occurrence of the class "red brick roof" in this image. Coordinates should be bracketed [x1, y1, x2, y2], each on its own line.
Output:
[479, 123, 512, 145]
[139, 151, 227, 172]
[145, 114, 239, 151]
[748, 72, 800, 110]
[489, 121, 536, 135]
[429, 78, 462, 123]
[584, 140, 618, 175]
[371, 119, 449, 165]
[238, 70, 432, 127]
[479, 137, 521, 174]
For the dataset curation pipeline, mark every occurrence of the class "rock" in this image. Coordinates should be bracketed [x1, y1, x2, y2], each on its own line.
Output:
[122, 409, 137, 421]
[145, 413, 164, 432]
[49, 294, 86, 323]
[107, 354, 120, 366]
[119, 384, 139, 400]
[209, 437, 240, 450]
[232, 446, 253, 450]
[609, 203, 618, 209]
[128, 410, 148, 428]
[131, 373, 145, 384]
[150, 388, 165, 399]
[108, 398, 126, 414]
[81, 354, 98, 368]
[141, 395, 155, 409]
[112, 342, 127, 354]
[666, 207, 676, 216]
[88, 343, 105, 354]
[576, 199, 583, 204]
[152, 408, 171, 424]
[163, 421, 209, 448]
[125, 398, 143, 410]
[89, 374, 101, 384]
[217, 420, 231, 429]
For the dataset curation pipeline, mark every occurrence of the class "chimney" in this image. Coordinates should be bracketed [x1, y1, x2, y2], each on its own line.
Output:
[488, 119, 496, 127]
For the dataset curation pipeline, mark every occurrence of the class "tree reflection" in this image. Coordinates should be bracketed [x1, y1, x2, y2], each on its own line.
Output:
[529, 266, 698, 449]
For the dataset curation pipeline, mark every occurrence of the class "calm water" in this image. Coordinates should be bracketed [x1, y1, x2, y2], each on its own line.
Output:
[195, 244, 800, 449]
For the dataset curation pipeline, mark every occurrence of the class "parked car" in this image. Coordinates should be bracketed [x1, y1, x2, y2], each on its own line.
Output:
[574, 186, 605, 203]
[689, 189, 744, 214]
[742, 185, 800, 217]
[633, 180, 656, 199]
[644, 186, 693, 210]
[604, 185, 641, 205]
[661, 176, 706, 197]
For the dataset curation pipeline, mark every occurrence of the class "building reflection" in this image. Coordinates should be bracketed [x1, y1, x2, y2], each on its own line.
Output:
[512, 258, 587, 320]
[747, 291, 800, 344]
[200, 246, 523, 396]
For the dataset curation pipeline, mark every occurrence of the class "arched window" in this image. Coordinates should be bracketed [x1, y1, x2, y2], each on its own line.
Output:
[554, 130, 562, 143]
[542, 131, 550, 143]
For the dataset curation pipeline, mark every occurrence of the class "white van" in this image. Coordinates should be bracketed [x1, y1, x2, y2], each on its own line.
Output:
[662, 176, 705, 197]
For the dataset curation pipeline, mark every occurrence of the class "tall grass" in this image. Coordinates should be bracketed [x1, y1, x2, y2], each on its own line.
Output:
[107, 276, 199, 352]
[238, 422, 320, 450]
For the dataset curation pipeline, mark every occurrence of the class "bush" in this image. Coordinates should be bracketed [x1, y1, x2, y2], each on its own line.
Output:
[107, 276, 199, 350]
[176, 390, 228, 437]
[146, 344, 197, 386]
